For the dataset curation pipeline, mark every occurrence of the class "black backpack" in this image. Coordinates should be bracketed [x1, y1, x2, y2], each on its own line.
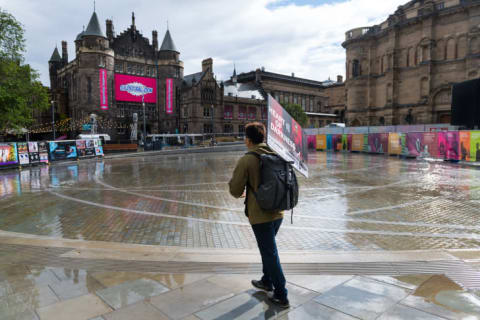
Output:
[246, 152, 299, 223]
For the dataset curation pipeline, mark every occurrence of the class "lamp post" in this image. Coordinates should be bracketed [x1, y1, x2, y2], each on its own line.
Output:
[211, 104, 215, 145]
[51, 100, 56, 140]
[142, 95, 146, 149]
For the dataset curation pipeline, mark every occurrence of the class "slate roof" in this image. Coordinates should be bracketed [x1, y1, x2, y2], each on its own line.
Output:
[160, 30, 178, 52]
[49, 47, 62, 62]
[83, 12, 105, 38]
[223, 82, 264, 100]
[183, 71, 206, 87]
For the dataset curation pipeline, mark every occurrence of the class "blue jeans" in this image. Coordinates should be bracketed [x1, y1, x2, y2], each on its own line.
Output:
[251, 218, 287, 300]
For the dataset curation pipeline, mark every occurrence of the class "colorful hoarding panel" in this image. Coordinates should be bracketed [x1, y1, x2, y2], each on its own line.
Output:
[326, 134, 333, 150]
[316, 135, 326, 150]
[368, 133, 387, 153]
[17, 142, 28, 154]
[17, 143, 30, 165]
[99, 68, 108, 110]
[115, 74, 157, 103]
[27, 142, 39, 164]
[459, 131, 471, 161]
[422, 132, 439, 158]
[166, 78, 174, 114]
[399, 133, 408, 156]
[49, 141, 78, 161]
[341, 134, 348, 151]
[307, 135, 316, 150]
[469, 131, 480, 162]
[0, 143, 18, 166]
[437, 132, 460, 160]
[267, 95, 308, 177]
[406, 133, 424, 157]
[95, 146, 104, 156]
[352, 134, 364, 152]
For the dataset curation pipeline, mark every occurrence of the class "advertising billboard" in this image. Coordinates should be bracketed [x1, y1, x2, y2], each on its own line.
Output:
[0, 143, 18, 166]
[422, 132, 439, 158]
[267, 95, 308, 177]
[28, 142, 40, 164]
[470, 131, 480, 162]
[115, 74, 157, 103]
[99, 68, 108, 110]
[406, 133, 424, 157]
[388, 133, 402, 155]
[438, 132, 460, 161]
[38, 142, 49, 164]
[49, 141, 78, 161]
[166, 78, 174, 114]
[459, 131, 471, 161]
[17, 142, 30, 165]
[316, 135, 326, 150]
[352, 134, 364, 152]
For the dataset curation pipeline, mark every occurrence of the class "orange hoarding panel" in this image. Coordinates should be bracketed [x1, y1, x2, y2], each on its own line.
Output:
[459, 131, 471, 161]
[388, 133, 401, 155]
[316, 135, 327, 150]
[352, 134, 364, 152]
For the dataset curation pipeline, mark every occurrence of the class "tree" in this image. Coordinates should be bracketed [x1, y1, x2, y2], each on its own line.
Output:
[282, 103, 308, 127]
[0, 8, 48, 133]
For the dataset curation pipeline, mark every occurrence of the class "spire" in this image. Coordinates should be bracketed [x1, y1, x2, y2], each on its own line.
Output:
[49, 47, 62, 62]
[132, 12, 135, 27]
[233, 63, 237, 77]
[159, 29, 178, 52]
[83, 11, 105, 37]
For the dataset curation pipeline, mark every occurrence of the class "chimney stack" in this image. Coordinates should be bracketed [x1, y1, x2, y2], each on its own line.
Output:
[202, 58, 213, 73]
[61, 41, 68, 63]
[337, 75, 343, 83]
[106, 19, 114, 40]
[152, 30, 158, 51]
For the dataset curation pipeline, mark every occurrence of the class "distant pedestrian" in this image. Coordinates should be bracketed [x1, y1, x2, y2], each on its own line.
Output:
[228, 122, 289, 308]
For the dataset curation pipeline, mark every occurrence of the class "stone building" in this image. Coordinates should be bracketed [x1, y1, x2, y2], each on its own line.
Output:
[235, 69, 342, 128]
[48, 10, 183, 140]
[343, 0, 480, 126]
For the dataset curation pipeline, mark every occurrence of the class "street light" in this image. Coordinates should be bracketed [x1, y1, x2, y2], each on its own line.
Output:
[211, 104, 215, 146]
[142, 95, 146, 149]
[51, 100, 56, 140]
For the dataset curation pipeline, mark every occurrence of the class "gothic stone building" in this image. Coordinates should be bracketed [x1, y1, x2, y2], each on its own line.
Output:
[49, 11, 183, 140]
[343, 0, 480, 126]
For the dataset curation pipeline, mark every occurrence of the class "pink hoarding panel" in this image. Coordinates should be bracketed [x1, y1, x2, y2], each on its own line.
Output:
[99, 69, 108, 110]
[166, 78, 174, 114]
[115, 74, 157, 103]
[422, 132, 438, 158]
[406, 133, 423, 157]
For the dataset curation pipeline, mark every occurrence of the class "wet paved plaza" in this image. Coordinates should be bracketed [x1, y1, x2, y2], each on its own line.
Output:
[1, 150, 480, 319]
[1, 151, 480, 251]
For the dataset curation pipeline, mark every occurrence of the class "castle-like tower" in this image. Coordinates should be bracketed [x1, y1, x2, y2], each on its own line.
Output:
[48, 10, 184, 139]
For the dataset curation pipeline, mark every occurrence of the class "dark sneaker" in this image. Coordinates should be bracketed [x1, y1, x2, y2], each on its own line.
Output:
[268, 294, 290, 308]
[251, 280, 273, 292]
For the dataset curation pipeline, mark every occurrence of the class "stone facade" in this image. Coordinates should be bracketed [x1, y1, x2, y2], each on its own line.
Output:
[235, 69, 341, 128]
[343, 0, 480, 126]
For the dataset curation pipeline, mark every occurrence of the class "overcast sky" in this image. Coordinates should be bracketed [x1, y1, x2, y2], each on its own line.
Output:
[0, 0, 406, 86]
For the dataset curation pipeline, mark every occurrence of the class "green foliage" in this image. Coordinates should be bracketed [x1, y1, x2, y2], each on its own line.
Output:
[282, 103, 308, 127]
[0, 8, 49, 133]
[0, 8, 25, 60]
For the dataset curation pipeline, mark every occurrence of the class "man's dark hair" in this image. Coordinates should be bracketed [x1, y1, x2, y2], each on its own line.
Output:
[245, 122, 266, 144]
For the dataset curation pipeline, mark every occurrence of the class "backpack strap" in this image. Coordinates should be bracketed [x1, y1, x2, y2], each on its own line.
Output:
[244, 151, 260, 199]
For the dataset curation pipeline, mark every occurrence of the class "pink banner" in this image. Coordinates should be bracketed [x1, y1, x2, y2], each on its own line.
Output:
[115, 74, 157, 103]
[166, 78, 174, 114]
[368, 133, 387, 153]
[224, 105, 233, 120]
[406, 133, 423, 157]
[423, 132, 438, 158]
[99, 69, 108, 110]
[438, 132, 460, 160]
[307, 135, 316, 150]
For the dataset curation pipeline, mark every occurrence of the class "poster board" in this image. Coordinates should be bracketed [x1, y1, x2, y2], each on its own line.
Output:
[28, 142, 40, 164]
[0, 143, 18, 166]
[406, 133, 424, 157]
[459, 131, 471, 161]
[48, 141, 78, 161]
[38, 142, 49, 164]
[422, 132, 439, 158]
[267, 95, 308, 177]
[469, 131, 480, 162]
[316, 135, 327, 150]
[351, 134, 364, 152]
[388, 133, 402, 155]
[17, 142, 30, 165]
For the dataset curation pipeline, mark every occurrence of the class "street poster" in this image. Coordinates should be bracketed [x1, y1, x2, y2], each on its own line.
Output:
[352, 134, 364, 152]
[38, 142, 49, 164]
[49, 141, 78, 161]
[95, 146, 104, 156]
[28, 142, 40, 164]
[267, 95, 308, 178]
[406, 133, 424, 157]
[307, 135, 316, 150]
[422, 132, 438, 158]
[0, 143, 18, 166]
[469, 131, 480, 162]
[459, 131, 471, 161]
[17, 142, 30, 165]
[388, 133, 402, 155]
[316, 135, 326, 150]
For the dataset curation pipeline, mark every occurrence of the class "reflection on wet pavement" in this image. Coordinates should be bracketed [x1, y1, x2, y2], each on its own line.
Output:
[1, 151, 480, 251]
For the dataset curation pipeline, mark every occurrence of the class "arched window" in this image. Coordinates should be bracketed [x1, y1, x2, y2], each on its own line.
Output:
[458, 36, 467, 58]
[470, 37, 480, 55]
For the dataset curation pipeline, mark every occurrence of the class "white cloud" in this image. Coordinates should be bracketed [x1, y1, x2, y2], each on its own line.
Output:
[0, 0, 406, 85]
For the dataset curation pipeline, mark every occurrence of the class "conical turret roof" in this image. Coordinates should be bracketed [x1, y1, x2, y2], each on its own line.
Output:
[49, 47, 62, 62]
[83, 12, 105, 38]
[160, 29, 178, 52]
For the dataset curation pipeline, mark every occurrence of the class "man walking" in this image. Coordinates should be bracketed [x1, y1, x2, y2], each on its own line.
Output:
[229, 122, 289, 308]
